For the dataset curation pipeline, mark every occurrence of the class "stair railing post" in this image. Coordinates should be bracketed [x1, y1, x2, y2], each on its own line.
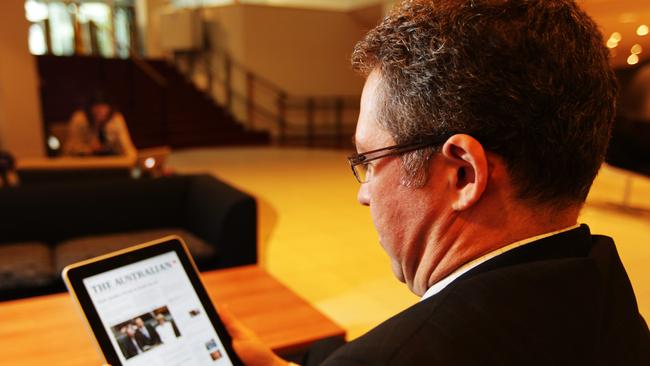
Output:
[127, 6, 141, 56]
[335, 97, 344, 148]
[89, 21, 100, 56]
[109, 4, 118, 57]
[277, 93, 287, 145]
[224, 55, 233, 113]
[205, 53, 213, 94]
[43, 19, 53, 55]
[246, 71, 255, 129]
[307, 98, 315, 148]
[161, 87, 169, 146]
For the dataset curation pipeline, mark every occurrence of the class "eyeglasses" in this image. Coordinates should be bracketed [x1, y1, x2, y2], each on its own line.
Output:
[347, 136, 450, 183]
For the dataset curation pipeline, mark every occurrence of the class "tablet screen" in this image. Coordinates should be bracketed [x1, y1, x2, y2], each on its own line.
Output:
[82, 250, 235, 365]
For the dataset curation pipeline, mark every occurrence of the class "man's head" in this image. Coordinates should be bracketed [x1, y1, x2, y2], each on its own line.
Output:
[135, 318, 145, 328]
[125, 325, 136, 337]
[352, 0, 616, 207]
[86, 91, 114, 124]
[91, 102, 112, 123]
[351, 0, 616, 294]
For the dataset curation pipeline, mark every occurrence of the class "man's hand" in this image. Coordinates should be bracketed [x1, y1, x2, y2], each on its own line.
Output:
[218, 305, 291, 366]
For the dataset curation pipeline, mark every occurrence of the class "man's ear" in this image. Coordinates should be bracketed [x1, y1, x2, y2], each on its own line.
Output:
[441, 134, 489, 211]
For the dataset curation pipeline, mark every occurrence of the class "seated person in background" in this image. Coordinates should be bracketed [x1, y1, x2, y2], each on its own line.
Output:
[0, 150, 18, 187]
[63, 93, 137, 159]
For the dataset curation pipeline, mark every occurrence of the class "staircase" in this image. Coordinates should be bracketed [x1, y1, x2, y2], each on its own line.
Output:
[37, 55, 269, 151]
[146, 60, 269, 148]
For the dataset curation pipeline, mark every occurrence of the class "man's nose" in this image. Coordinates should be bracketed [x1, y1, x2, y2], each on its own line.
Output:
[357, 183, 370, 206]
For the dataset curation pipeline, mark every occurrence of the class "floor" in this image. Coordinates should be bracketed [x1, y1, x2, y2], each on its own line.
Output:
[169, 147, 650, 340]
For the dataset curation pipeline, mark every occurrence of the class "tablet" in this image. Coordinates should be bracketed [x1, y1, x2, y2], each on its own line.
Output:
[62, 236, 243, 366]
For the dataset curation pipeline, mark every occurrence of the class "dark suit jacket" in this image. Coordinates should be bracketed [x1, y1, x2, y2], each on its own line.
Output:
[135, 323, 161, 348]
[117, 335, 140, 359]
[317, 225, 650, 365]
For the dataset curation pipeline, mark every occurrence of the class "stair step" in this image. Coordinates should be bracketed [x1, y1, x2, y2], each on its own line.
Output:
[38, 55, 270, 150]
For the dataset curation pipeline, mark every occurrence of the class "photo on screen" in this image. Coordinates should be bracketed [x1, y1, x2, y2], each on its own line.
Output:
[111, 306, 181, 360]
[205, 339, 223, 362]
[189, 309, 201, 317]
[210, 350, 223, 361]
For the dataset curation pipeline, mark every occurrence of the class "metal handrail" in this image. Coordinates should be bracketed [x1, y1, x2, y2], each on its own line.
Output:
[214, 49, 284, 94]
[129, 48, 167, 87]
[175, 44, 360, 147]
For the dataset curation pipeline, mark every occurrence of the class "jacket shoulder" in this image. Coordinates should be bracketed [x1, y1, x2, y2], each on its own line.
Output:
[323, 234, 649, 365]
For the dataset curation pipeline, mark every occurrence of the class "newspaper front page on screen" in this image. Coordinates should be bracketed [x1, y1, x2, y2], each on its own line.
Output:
[83, 251, 233, 365]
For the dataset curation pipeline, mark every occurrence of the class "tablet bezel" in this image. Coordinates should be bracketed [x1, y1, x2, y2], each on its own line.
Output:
[62, 236, 243, 366]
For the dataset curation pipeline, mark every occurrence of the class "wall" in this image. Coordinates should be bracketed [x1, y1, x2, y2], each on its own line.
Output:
[0, 0, 45, 157]
[202, 3, 376, 97]
[206, 4, 381, 135]
[136, 0, 170, 58]
[0, 90, 5, 151]
[205, 5, 246, 62]
[239, 4, 371, 97]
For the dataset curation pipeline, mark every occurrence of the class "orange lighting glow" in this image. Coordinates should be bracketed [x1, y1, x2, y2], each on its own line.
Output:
[47, 136, 60, 150]
[607, 32, 622, 48]
[144, 157, 156, 169]
[607, 38, 619, 49]
[627, 54, 639, 65]
[631, 44, 643, 55]
[638, 25, 649, 37]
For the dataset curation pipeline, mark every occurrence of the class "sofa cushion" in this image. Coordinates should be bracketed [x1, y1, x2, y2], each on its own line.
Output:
[0, 242, 55, 290]
[54, 228, 217, 273]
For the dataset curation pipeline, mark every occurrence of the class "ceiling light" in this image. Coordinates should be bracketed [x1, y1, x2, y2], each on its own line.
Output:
[144, 157, 156, 169]
[610, 32, 622, 43]
[631, 44, 643, 55]
[47, 136, 61, 150]
[607, 39, 619, 48]
[638, 25, 649, 37]
[627, 54, 639, 65]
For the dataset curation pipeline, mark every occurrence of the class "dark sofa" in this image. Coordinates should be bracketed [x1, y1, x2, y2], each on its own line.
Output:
[0, 174, 257, 301]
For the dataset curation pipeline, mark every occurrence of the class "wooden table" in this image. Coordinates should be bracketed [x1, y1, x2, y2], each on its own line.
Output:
[16, 156, 136, 170]
[0, 265, 345, 365]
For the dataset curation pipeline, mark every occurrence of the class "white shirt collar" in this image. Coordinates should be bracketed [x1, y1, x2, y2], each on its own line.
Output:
[420, 224, 580, 301]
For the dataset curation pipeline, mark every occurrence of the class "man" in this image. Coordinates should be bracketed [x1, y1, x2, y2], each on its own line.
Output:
[134, 317, 161, 349]
[117, 325, 142, 359]
[220, 0, 650, 365]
